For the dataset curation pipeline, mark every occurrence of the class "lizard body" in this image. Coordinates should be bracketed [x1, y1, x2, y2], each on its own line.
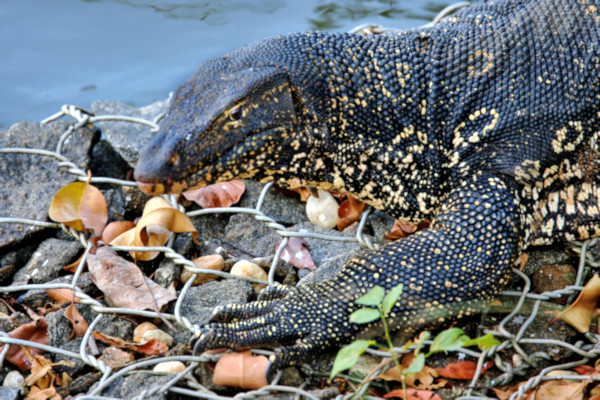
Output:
[134, 0, 600, 377]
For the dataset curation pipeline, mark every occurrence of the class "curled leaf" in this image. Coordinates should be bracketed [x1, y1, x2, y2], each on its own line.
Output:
[92, 331, 167, 356]
[64, 303, 88, 340]
[555, 273, 600, 332]
[110, 197, 198, 261]
[337, 196, 367, 231]
[183, 180, 245, 208]
[212, 350, 269, 389]
[45, 289, 79, 305]
[385, 219, 430, 240]
[101, 220, 136, 244]
[49, 181, 108, 236]
[3, 318, 49, 371]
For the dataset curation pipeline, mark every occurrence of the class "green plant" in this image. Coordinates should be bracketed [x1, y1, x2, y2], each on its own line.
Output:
[329, 284, 499, 397]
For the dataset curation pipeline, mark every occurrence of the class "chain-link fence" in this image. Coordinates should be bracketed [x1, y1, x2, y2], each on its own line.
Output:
[2, 3, 600, 399]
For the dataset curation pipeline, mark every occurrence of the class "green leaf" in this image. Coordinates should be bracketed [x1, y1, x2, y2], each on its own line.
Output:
[355, 286, 385, 306]
[404, 353, 425, 374]
[329, 339, 373, 380]
[427, 327, 468, 356]
[381, 283, 404, 315]
[350, 308, 380, 324]
[461, 333, 500, 350]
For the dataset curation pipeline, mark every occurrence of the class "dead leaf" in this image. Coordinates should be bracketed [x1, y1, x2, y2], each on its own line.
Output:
[435, 361, 494, 380]
[110, 197, 198, 261]
[87, 246, 177, 311]
[99, 346, 135, 369]
[573, 365, 596, 375]
[534, 380, 585, 400]
[183, 180, 245, 208]
[378, 361, 447, 390]
[101, 220, 136, 244]
[383, 388, 442, 400]
[385, 219, 430, 240]
[25, 386, 60, 400]
[64, 303, 88, 340]
[92, 331, 167, 356]
[212, 350, 269, 389]
[45, 289, 79, 305]
[49, 181, 108, 236]
[337, 196, 367, 231]
[555, 273, 600, 333]
[277, 237, 316, 270]
[4, 318, 49, 370]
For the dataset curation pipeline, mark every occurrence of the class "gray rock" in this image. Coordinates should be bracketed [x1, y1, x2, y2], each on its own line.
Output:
[154, 260, 181, 289]
[16, 272, 98, 310]
[179, 279, 254, 328]
[91, 99, 169, 167]
[239, 181, 307, 226]
[47, 303, 97, 349]
[190, 213, 231, 256]
[53, 338, 86, 377]
[120, 373, 174, 400]
[0, 121, 95, 248]
[0, 387, 19, 400]
[294, 222, 373, 286]
[223, 213, 281, 258]
[12, 238, 81, 284]
[89, 139, 130, 180]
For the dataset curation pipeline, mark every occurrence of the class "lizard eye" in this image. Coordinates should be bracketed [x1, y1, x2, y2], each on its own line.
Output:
[229, 104, 243, 121]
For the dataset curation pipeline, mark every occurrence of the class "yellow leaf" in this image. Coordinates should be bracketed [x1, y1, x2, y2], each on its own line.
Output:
[49, 182, 108, 236]
[109, 197, 198, 261]
[556, 273, 600, 333]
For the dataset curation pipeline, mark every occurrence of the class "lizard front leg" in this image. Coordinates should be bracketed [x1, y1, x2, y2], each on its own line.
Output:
[194, 172, 522, 379]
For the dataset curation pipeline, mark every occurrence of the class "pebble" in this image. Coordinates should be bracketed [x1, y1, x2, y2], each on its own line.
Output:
[230, 260, 268, 293]
[181, 254, 224, 285]
[305, 190, 340, 229]
[153, 361, 187, 374]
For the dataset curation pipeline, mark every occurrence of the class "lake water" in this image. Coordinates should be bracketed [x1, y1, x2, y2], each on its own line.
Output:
[1, 0, 457, 129]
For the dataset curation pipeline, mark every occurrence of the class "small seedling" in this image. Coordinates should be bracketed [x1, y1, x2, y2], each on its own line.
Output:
[329, 284, 500, 398]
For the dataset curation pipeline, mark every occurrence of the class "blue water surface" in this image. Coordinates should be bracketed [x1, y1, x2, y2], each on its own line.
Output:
[0, 0, 454, 129]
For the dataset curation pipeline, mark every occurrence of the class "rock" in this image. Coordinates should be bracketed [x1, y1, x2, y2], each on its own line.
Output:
[142, 329, 174, 347]
[531, 264, 576, 304]
[2, 371, 24, 392]
[0, 387, 19, 400]
[189, 213, 232, 256]
[47, 303, 97, 349]
[53, 338, 86, 377]
[133, 322, 159, 343]
[0, 312, 30, 334]
[239, 181, 307, 226]
[91, 99, 169, 167]
[89, 139, 130, 181]
[223, 213, 281, 258]
[120, 373, 174, 399]
[0, 121, 96, 248]
[98, 346, 135, 369]
[294, 222, 373, 286]
[153, 361, 187, 374]
[15, 272, 98, 310]
[230, 260, 268, 293]
[12, 238, 81, 284]
[306, 190, 340, 229]
[154, 260, 181, 289]
[368, 210, 396, 240]
[177, 279, 254, 342]
[181, 254, 224, 286]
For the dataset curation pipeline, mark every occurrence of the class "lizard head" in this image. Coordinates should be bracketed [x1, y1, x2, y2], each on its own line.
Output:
[134, 50, 303, 195]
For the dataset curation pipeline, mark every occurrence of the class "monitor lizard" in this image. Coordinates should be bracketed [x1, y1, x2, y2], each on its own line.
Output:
[134, 0, 600, 379]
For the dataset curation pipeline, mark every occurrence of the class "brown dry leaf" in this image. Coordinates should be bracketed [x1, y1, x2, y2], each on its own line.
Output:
[278, 237, 317, 270]
[4, 318, 49, 371]
[435, 361, 494, 380]
[534, 380, 585, 400]
[337, 196, 367, 231]
[383, 388, 442, 400]
[110, 197, 198, 261]
[48, 181, 108, 236]
[212, 350, 269, 389]
[45, 289, 79, 305]
[101, 220, 136, 244]
[555, 273, 600, 333]
[99, 346, 135, 369]
[92, 331, 168, 356]
[64, 303, 88, 340]
[385, 219, 430, 240]
[378, 362, 446, 390]
[25, 386, 60, 400]
[183, 180, 245, 208]
[87, 246, 177, 311]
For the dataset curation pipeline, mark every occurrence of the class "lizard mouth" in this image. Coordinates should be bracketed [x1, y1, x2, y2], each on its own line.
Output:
[135, 127, 280, 196]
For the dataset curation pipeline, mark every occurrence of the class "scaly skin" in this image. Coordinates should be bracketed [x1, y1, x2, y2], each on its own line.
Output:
[134, 0, 600, 379]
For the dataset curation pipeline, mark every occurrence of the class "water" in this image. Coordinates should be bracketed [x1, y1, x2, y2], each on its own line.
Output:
[1, 0, 455, 129]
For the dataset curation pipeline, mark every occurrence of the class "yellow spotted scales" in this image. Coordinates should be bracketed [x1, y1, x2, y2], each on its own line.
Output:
[134, 0, 600, 379]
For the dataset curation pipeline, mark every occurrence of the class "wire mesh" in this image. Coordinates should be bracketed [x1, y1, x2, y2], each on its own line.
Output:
[2, 3, 600, 399]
